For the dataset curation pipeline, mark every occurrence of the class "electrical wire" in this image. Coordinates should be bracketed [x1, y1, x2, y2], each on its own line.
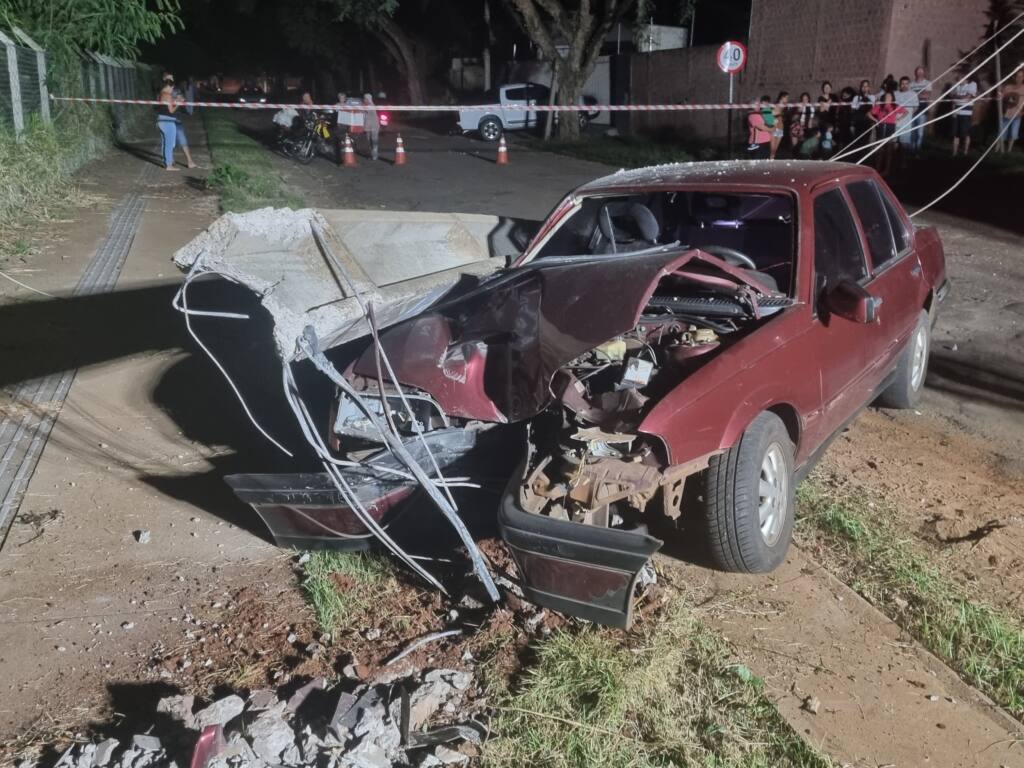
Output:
[834, 11, 1024, 158]
[173, 267, 293, 457]
[832, 25, 1024, 163]
[909, 114, 1018, 219]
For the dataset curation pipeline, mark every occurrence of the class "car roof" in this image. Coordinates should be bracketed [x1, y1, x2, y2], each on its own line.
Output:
[575, 160, 876, 196]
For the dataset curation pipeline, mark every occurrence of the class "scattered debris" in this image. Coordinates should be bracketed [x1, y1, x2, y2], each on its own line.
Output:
[134, 529, 151, 544]
[801, 695, 820, 715]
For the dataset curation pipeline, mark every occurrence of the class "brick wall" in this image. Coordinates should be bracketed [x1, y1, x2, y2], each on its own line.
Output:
[629, 45, 737, 140]
[745, 0, 894, 98]
[883, 0, 990, 85]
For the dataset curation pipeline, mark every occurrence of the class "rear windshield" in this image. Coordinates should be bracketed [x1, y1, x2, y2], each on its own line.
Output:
[533, 191, 796, 296]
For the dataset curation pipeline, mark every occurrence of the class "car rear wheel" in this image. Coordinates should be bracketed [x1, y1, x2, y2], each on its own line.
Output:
[702, 411, 795, 573]
[876, 309, 930, 409]
[479, 116, 502, 142]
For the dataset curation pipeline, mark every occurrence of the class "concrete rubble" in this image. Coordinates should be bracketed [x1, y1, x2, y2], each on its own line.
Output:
[34, 667, 485, 768]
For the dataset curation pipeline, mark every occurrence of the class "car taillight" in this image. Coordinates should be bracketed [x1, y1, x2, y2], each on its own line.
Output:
[380, 112, 390, 127]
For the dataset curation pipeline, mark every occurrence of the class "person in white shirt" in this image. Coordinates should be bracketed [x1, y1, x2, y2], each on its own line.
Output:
[951, 78, 977, 156]
[908, 66, 932, 154]
[894, 76, 919, 164]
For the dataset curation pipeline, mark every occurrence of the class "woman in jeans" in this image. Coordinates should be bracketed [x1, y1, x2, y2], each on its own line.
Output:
[156, 74, 197, 171]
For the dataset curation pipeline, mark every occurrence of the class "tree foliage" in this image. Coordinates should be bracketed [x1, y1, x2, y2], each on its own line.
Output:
[0, 0, 182, 80]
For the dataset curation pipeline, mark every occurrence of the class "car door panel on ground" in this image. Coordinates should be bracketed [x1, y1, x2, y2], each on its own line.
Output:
[802, 185, 878, 450]
[846, 179, 922, 387]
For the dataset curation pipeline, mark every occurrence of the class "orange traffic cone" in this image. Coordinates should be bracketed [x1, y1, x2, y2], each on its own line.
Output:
[342, 134, 357, 167]
[496, 135, 509, 165]
[394, 134, 407, 165]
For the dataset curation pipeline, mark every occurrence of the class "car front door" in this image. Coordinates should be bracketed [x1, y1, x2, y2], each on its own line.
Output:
[845, 179, 922, 387]
[802, 186, 879, 449]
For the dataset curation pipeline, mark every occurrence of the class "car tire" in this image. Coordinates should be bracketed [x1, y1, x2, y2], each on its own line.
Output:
[876, 309, 930, 409]
[702, 411, 795, 573]
[478, 116, 502, 142]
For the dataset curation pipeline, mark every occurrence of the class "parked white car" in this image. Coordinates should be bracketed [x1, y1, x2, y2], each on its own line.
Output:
[456, 82, 599, 141]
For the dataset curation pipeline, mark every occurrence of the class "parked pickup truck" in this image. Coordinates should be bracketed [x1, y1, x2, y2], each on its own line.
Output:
[456, 82, 598, 141]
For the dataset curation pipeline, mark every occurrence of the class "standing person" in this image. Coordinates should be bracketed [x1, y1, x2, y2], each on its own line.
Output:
[362, 93, 380, 160]
[909, 66, 932, 154]
[789, 92, 814, 150]
[851, 79, 876, 149]
[817, 81, 837, 128]
[185, 76, 197, 116]
[156, 73, 196, 171]
[870, 91, 905, 176]
[747, 96, 773, 159]
[893, 76, 919, 166]
[837, 86, 856, 149]
[770, 91, 789, 159]
[951, 77, 978, 156]
[998, 67, 1024, 153]
[334, 91, 348, 160]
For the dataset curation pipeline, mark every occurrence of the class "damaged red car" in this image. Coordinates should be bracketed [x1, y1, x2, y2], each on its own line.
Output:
[175, 161, 948, 629]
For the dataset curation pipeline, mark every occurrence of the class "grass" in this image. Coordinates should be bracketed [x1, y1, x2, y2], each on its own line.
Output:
[301, 550, 396, 632]
[482, 603, 831, 768]
[0, 106, 113, 258]
[523, 134, 705, 168]
[203, 112, 304, 212]
[796, 477, 1024, 719]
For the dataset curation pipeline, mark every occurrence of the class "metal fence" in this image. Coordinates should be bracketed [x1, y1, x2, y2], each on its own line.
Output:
[0, 26, 157, 139]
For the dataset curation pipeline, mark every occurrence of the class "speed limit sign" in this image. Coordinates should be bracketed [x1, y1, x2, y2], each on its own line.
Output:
[716, 41, 747, 74]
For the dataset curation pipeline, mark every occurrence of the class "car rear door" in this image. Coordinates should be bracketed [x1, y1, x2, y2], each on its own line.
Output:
[802, 185, 879, 448]
[502, 86, 529, 129]
[845, 179, 922, 387]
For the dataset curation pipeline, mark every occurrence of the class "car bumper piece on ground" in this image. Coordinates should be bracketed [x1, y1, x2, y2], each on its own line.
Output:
[497, 464, 663, 629]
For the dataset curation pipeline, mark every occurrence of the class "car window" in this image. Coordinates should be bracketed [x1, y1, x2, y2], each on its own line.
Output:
[813, 189, 867, 302]
[505, 87, 527, 101]
[879, 188, 911, 254]
[527, 84, 550, 101]
[847, 180, 897, 270]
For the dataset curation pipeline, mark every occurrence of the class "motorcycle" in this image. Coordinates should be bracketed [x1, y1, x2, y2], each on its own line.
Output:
[278, 112, 335, 164]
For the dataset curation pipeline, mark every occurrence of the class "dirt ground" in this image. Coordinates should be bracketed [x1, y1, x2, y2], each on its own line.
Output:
[2, 114, 1023, 766]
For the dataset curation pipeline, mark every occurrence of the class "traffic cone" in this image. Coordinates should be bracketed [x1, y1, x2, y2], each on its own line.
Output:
[394, 134, 407, 165]
[342, 134, 357, 167]
[496, 135, 509, 165]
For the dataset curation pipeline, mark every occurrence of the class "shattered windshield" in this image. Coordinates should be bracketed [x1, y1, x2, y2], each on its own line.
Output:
[533, 191, 797, 296]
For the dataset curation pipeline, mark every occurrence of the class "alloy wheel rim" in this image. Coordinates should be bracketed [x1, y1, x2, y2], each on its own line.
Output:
[758, 443, 788, 546]
[910, 326, 928, 391]
[483, 122, 499, 140]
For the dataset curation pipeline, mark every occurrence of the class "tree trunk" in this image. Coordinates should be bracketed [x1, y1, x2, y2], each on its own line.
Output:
[376, 16, 427, 105]
[556, 67, 585, 139]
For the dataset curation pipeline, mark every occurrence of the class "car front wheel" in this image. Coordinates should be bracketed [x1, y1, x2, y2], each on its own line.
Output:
[702, 411, 795, 573]
[876, 309, 930, 409]
[478, 116, 502, 142]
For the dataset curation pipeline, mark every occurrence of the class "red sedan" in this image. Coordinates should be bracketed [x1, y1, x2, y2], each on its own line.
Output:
[195, 161, 947, 628]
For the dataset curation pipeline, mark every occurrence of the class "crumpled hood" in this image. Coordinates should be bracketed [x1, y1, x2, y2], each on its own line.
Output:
[173, 207, 511, 361]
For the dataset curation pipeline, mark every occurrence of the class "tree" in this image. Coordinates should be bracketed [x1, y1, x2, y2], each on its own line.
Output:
[313, 0, 429, 104]
[504, 0, 635, 138]
[0, 0, 182, 80]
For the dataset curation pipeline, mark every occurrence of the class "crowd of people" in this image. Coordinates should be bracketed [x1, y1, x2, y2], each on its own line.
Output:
[745, 66, 1024, 174]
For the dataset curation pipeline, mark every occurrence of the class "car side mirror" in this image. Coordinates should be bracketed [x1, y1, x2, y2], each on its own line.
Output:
[826, 280, 882, 324]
